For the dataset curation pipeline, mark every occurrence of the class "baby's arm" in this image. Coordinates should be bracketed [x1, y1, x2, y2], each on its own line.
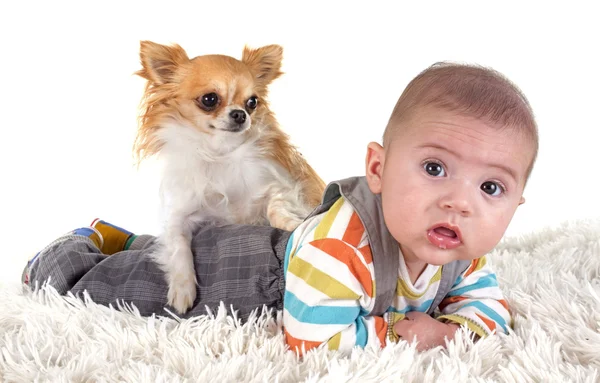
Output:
[392, 256, 509, 350]
[283, 237, 388, 354]
[436, 256, 511, 338]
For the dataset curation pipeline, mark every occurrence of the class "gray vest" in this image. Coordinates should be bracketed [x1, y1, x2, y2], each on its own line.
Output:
[307, 176, 470, 317]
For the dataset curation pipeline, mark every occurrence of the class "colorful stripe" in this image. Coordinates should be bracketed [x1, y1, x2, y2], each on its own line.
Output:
[283, 231, 295, 280]
[284, 328, 323, 354]
[460, 301, 508, 333]
[396, 267, 442, 300]
[310, 239, 373, 297]
[446, 274, 498, 297]
[355, 318, 368, 348]
[373, 316, 387, 346]
[387, 298, 434, 314]
[314, 198, 344, 240]
[284, 290, 360, 324]
[342, 212, 365, 248]
[287, 256, 360, 299]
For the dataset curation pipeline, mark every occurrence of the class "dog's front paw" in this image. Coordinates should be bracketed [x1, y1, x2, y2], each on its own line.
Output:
[167, 277, 197, 314]
[267, 202, 306, 231]
[268, 213, 302, 231]
[166, 259, 197, 314]
[274, 218, 303, 232]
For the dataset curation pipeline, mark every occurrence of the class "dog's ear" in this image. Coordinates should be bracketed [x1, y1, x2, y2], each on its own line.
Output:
[136, 40, 190, 85]
[242, 44, 283, 86]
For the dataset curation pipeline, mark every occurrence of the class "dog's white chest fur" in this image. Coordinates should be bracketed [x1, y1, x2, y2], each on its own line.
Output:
[156, 124, 279, 227]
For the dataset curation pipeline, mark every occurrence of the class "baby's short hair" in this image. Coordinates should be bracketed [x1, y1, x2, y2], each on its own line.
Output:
[383, 62, 539, 180]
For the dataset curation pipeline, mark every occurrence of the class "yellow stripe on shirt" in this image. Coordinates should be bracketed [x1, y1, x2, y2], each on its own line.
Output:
[288, 256, 361, 300]
[396, 266, 442, 300]
[314, 198, 345, 240]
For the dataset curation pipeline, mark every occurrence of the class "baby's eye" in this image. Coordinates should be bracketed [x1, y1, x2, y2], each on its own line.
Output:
[424, 162, 445, 177]
[481, 181, 504, 196]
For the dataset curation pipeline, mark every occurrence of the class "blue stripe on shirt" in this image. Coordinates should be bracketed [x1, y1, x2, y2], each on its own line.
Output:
[283, 231, 295, 281]
[284, 290, 359, 325]
[387, 298, 434, 314]
[460, 300, 508, 333]
[355, 318, 368, 348]
[446, 274, 498, 297]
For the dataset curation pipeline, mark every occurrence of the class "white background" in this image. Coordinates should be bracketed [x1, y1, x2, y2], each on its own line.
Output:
[1, 1, 598, 284]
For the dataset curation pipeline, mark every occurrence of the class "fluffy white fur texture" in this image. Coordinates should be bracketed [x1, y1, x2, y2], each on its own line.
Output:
[1, 219, 599, 382]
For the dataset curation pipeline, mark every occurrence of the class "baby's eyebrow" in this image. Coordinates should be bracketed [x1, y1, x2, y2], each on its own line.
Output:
[416, 143, 519, 183]
[489, 164, 519, 184]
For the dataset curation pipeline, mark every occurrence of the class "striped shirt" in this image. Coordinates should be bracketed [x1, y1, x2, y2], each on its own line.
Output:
[282, 197, 511, 354]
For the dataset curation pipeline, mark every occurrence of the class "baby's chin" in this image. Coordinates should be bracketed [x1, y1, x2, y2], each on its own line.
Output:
[403, 242, 472, 266]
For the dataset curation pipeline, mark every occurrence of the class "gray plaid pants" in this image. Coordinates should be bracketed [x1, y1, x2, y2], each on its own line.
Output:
[28, 223, 291, 321]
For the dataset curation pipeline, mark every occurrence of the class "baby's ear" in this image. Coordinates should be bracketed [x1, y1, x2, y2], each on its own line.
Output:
[242, 44, 284, 86]
[519, 196, 526, 205]
[365, 142, 385, 194]
[136, 40, 190, 85]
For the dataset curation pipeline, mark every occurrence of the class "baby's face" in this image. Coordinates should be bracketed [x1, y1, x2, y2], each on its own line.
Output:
[366, 106, 533, 266]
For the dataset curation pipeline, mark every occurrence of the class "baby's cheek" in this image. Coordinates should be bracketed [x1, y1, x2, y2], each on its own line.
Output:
[480, 219, 509, 251]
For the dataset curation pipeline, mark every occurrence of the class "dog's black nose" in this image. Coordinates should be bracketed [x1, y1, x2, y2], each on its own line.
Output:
[229, 109, 247, 124]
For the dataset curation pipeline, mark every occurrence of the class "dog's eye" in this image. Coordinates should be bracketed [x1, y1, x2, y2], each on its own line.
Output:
[200, 93, 219, 109]
[246, 96, 258, 111]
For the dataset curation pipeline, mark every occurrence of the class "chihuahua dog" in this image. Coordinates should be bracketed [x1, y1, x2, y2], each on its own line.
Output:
[133, 41, 325, 314]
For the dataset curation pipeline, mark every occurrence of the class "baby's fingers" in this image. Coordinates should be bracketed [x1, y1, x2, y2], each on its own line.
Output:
[392, 318, 414, 340]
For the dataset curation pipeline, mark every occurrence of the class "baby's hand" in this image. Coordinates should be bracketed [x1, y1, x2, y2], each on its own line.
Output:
[392, 311, 459, 351]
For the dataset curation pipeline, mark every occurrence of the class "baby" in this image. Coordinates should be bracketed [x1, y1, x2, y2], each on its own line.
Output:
[23, 61, 538, 354]
[283, 62, 537, 352]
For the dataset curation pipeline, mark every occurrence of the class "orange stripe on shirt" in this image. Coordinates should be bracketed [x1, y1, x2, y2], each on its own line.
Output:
[438, 295, 467, 311]
[342, 212, 365, 248]
[284, 328, 323, 355]
[358, 245, 373, 264]
[498, 299, 509, 311]
[464, 257, 488, 278]
[374, 316, 387, 347]
[311, 238, 373, 297]
[476, 313, 497, 333]
[463, 259, 478, 277]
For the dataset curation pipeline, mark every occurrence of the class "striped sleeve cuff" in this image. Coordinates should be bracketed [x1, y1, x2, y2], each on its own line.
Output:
[437, 314, 488, 338]
[385, 312, 406, 344]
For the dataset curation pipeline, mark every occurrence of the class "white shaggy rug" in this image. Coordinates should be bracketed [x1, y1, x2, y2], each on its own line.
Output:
[1, 219, 599, 382]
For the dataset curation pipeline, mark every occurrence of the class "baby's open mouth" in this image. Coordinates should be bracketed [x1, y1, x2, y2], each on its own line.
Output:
[433, 226, 457, 238]
[427, 225, 462, 250]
